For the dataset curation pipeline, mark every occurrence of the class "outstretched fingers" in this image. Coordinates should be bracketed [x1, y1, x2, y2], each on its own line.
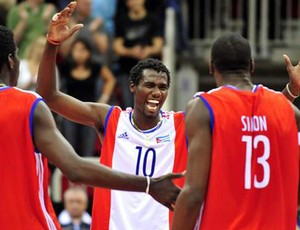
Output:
[59, 1, 76, 19]
[283, 54, 293, 70]
[168, 171, 185, 180]
[69, 24, 84, 37]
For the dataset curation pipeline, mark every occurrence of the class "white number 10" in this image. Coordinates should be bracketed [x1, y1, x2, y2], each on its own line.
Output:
[242, 135, 270, 189]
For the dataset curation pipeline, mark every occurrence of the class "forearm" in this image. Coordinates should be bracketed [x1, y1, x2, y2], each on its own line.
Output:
[98, 81, 115, 103]
[74, 158, 148, 192]
[114, 45, 133, 57]
[114, 39, 135, 57]
[13, 21, 27, 44]
[36, 42, 59, 100]
[93, 33, 108, 54]
[172, 189, 202, 230]
[147, 38, 163, 56]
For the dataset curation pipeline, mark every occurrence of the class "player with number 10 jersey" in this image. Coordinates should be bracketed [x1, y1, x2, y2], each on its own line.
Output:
[91, 107, 187, 230]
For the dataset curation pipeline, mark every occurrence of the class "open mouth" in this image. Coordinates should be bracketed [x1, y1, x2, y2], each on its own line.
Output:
[146, 99, 160, 112]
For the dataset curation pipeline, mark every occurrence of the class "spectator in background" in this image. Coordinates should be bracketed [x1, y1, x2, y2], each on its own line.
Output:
[0, 0, 16, 26]
[113, 0, 164, 108]
[59, 0, 108, 64]
[59, 37, 116, 156]
[18, 36, 46, 90]
[91, 0, 117, 37]
[7, 0, 56, 58]
[58, 187, 91, 230]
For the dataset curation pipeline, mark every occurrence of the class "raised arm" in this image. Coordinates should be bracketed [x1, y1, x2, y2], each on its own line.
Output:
[34, 100, 182, 209]
[36, 1, 109, 130]
[172, 98, 212, 230]
[282, 55, 300, 102]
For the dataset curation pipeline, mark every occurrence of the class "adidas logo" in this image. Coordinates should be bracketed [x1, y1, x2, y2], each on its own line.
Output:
[117, 132, 129, 139]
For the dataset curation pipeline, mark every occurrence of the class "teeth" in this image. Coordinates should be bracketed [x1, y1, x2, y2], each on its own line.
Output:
[147, 104, 158, 110]
[148, 100, 159, 104]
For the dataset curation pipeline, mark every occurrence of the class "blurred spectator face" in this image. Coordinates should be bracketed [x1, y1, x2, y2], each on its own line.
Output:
[76, 0, 91, 18]
[27, 0, 44, 5]
[126, 0, 145, 11]
[64, 188, 88, 219]
[71, 41, 91, 65]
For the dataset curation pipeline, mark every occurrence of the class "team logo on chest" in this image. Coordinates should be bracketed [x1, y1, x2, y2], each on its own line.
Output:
[156, 135, 171, 143]
[117, 132, 129, 140]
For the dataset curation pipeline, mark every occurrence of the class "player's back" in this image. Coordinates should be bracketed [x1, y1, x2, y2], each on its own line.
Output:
[195, 85, 299, 230]
[0, 87, 60, 230]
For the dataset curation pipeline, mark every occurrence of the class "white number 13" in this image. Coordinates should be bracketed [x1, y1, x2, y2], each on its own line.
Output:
[242, 135, 270, 189]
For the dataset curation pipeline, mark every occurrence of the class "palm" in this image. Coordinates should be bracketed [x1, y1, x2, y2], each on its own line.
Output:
[47, 2, 83, 44]
[284, 54, 300, 91]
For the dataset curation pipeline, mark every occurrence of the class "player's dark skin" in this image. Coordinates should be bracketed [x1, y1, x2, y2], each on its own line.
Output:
[172, 45, 300, 230]
[36, 1, 182, 210]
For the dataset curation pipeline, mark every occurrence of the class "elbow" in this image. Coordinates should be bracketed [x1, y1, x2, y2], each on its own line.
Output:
[181, 187, 205, 209]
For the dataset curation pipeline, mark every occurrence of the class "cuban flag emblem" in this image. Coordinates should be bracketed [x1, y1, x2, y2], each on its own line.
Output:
[156, 135, 170, 143]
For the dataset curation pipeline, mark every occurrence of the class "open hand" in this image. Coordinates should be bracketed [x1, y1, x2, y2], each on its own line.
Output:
[149, 172, 184, 211]
[283, 54, 300, 96]
[47, 1, 83, 45]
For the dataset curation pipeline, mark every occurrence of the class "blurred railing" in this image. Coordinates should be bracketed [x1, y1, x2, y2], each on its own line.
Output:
[186, 0, 300, 60]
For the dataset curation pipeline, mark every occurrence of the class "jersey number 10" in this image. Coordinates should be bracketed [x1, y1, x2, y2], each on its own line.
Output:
[135, 146, 156, 177]
[242, 135, 270, 189]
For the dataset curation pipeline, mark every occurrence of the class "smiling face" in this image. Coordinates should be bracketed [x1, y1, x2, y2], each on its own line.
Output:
[130, 69, 169, 120]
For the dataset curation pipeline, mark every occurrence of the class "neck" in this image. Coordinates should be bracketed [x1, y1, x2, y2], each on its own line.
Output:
[72, 217, 82, 225]
[129, 8, 146, 20]
[132, 111, 161, 131]
[0, 74, 9, 86]
[220, 73, 253, 91]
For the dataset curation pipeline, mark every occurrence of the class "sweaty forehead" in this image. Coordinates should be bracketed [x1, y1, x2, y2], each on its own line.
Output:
[140, 69, 168, 83]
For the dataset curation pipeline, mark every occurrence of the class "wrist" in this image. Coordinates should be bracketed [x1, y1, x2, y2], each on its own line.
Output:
[46, 34, 60, 46]
[145, 176, 150, 194]
[286, 82, 300, 99]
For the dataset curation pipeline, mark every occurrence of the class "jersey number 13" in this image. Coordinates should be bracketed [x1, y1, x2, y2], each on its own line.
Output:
[242, 135, 270, 189]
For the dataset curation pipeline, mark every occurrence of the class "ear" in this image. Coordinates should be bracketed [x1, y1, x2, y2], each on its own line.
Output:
[250, 58, 255, 74]
[209, 60, 214, 75]
[7, 54, 14, 70]
[129, 82, 136, 93]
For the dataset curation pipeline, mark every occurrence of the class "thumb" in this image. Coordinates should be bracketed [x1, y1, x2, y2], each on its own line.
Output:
[168, 172, 185, 180]
[283, 54, 293, 70]
[69, 24, 84, 37]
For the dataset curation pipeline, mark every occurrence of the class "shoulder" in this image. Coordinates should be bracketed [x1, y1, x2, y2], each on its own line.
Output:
[186, 97, 210, 120]
[12, 87, 41, 99]
[185, 97, 211, 133]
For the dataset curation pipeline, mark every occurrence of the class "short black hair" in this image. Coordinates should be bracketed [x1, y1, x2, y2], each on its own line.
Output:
[0, 25, 16, 70]
[211, 33, 251, 73]
[129, 58, 171, 86]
